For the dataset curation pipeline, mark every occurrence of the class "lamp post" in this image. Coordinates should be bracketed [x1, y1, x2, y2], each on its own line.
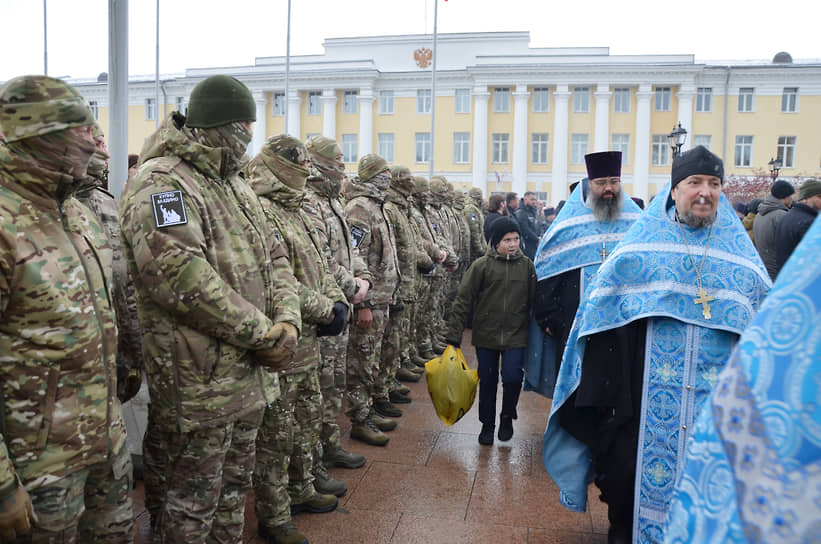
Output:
[767, 157, 783, 180]
[668, 122, 688, 160]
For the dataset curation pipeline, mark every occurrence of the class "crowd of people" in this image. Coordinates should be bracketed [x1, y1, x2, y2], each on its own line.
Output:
[0, 72, 819, 544]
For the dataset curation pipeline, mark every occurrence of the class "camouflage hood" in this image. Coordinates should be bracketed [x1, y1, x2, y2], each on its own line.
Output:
[139, 112, 249, 180]
[346, 174, 387, 202]
[306, 169, 339, 200]
[244, 149, 305, 210]
[0, 139, 78, 203]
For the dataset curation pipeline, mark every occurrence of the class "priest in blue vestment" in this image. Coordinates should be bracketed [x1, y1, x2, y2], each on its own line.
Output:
[541, 146, 772, 544]
[664, 214, 821, 543]
[525, 151, 642, 397]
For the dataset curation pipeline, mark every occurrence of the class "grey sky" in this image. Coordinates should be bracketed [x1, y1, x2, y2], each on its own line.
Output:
[1, 0, 818, 82]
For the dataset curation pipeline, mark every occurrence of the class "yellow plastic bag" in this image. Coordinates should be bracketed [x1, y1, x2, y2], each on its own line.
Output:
[424, 345, 479, 426]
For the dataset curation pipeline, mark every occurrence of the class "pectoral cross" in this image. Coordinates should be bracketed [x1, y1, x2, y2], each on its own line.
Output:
[599, 243, 609, 262]
[694, 287, 714, 320]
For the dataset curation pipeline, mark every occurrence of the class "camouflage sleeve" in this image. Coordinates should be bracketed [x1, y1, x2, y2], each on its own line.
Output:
[352, 254, 371, 286]
[0, 439, 14, 495]
[468, 211, 486, 257]
[346, 214, 374, 307]
[120, 176, 275, 350]
[264, 225, 302, 332]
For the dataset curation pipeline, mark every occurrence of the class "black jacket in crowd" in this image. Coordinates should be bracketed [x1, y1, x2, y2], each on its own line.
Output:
[774, 201, 818, 277]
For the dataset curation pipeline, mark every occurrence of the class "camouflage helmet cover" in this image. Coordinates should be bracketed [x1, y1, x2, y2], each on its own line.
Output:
[358, 153, 389, 182]
[306, 135, 342, 160]
[412, 175, 429, 194]
[0, 75, 95, 143]
[390, 165, 414, 194]
[429, 175, 449, 195]
[264, 134, 307, 164]
[468, 187, 483, 200]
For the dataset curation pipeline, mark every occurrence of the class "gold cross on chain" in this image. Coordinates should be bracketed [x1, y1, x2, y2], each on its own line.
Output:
[694, 287, 714, 320]
[599, 244, 609, 262]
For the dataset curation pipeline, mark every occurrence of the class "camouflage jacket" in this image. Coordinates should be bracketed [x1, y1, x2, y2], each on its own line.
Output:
[245, 153, 345, 375]
[409, 202, 442, 282]
[344, 179, 399, 307]
[0, 146, 126, 491]
[120, 114, 300, 433]
[462, 199, 486, 263]
[302, 173, 370, 301]
[451, 202, 472, 265]
[384, 190, 432, 302]
[75, 180, 144, 402]
[423, 203, 458, 271]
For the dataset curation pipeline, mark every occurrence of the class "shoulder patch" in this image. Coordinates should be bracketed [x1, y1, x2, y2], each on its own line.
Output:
[432, 222, 439, 234]
[350, 225, 366, 248]
[274, 231, 283, 243]
[151, 190, 187, 228]
[470, 213, 477, 221]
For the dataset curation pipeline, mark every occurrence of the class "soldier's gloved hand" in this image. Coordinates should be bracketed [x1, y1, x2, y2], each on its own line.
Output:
[355, 307, 373, 329]
[351, 278, 369, 305]
[390, 301, 405, 313]
[0, 482, 34, 542]
[255, 323, 299, 369]
[317, 302, 348, 337]
[118, 367, 143, 404]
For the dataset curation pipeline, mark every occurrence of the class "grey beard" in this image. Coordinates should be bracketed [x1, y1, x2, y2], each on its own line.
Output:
[678, 210, 716, 228]
[590, 190, 623, 222]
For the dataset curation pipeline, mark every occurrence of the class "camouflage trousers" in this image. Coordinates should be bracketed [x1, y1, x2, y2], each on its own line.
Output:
[143, 407, 263, 543]
[414, 277, 435, 355]
[346, 305, 389, 423]
[24, 445, 133, 543]
[254, 368, 322, 528]
[313, 328, 349, 461]
[377, 304, 406, 398]
[430, 275, 449, 340]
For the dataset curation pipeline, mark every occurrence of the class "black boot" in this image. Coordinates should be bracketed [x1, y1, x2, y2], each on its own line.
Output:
[478, 423, 494, 445]
[497, 416, 514, 441]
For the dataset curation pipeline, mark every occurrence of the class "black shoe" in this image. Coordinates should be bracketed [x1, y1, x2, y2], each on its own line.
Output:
[389, 389, 412, 404]
[373, 398, 402, 418]
[498, 416, 513, 442]
[608, 524, 631, 544]
[478, 424, 494, 445]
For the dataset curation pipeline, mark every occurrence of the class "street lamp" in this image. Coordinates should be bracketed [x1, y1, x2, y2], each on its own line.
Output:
[768, 157, 783, 180]
[668, 122, 688, 159]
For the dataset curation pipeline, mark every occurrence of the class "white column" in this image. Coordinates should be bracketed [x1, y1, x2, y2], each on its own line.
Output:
[594, 84, 611, 152]
[551, 85, 571, 202]
[633, 84, 652, 201]
[471, 86, 490, 189]
[358, 87, 374, 158]
[286, 89, 301, 137]
[321, 88, 337, 139]
[512, 84, 529, 196]
[250, 91, 268, 157]
[676, 85, 695, 153]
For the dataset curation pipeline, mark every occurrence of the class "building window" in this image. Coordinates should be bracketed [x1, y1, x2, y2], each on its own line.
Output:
[379, 90, 394, 114]
[696, 88, 712, 112]
[176, 96, 186, 114]
[782, 87, 798, 113]
[273, 93, 285, 116]
[652, 134, 670, 166]
[417, 89, 432, 114]
[570, 134, 588, 164]
[573, 87, 589, 113]
[415, 132, 431, 163]
[611, 134, 630, 165]
[777, 136, 796, 168]
[654, 87, 671, 111]
[377, 133, 394, 162]
[734, 135, 753, 167]
[453, 132, 470, 163]
[145, 98, 155, 120]
[343, 91, 358, 114]
[532, 88, 550, 112]
[613, 88, 630, 113]
[491, 133, 510, 163]
[89, 100, 99, 120]
[692, 135, 712, 151]
[738, 88, 754, 112]
[342, 134, 357, 163]
[307, 92, 321, 115]
[455, 88, 470, 113]
[531, 133, 549, 164]
[493, 88, 510, 113]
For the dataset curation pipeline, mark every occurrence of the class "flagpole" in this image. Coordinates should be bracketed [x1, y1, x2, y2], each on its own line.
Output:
[43, 0, 48, 75]
[284, 0, 292, 135]
[154, 0, 160, 129]
[428, 0, 438, 180]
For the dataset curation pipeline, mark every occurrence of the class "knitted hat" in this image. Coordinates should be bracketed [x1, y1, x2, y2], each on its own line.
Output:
[671, 145, 724, 188]
[797, 178, 821, 201]
[0, 75, 95, 142]
[489, 217, 520, 248]
[734, 201, 747, 215]
[185, 75, 256, 128]
[358, 153, 388, 182]
[771, 179, 796, 199]
[746, 198, 763, 215]
[584, 151, 621, 180]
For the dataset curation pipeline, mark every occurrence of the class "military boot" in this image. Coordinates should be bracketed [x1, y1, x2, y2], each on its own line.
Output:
[373, 397, 402, 418]
[259, 521, 308, 544]
[396, 367, 421, 383]
[413, 353, 431, 368]
[392, 379, 411, 395]
[419, 349, 437, 362]
[290, 492, 338, 515]
[389, 389, 412, 404]
[313, 463, 347, 497]
[370, 412, 398, 431]
[350, 418, 389, 446]
[323, 446, 366, 469]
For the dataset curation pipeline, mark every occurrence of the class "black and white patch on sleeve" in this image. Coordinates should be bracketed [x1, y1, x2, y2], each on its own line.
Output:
[470, 213, 477, 222]
[350, 225, 367, 248]
[151, 190, 188, 228]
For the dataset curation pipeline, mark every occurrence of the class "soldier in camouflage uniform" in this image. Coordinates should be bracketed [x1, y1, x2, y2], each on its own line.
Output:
[120, 75, 301, 543]
[245, 135, 350, 544]
[427, 176, 459, 352]
[464, 187, 486, 265]
[302, 136, 369, 473]
[345, 154, 401, 446]
[451, 187, 472, 279]
[0, 75, 133, 543]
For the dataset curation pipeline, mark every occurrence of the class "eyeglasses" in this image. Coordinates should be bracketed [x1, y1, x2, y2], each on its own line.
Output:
[590, 178, 621, 187]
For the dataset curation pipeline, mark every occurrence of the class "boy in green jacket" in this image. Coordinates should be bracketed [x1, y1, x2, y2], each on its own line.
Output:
[446, 217, 537, 445]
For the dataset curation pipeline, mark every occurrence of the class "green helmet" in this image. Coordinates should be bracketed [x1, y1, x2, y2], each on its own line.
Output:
[0, 75, 95, 143]
[429, 175, 449, 195]
[306, 135, 342, 160]
[358, 153, 389, 182]
[412, 175, 429, 194]
[468, 187, 483, 200]
[185, 75, 256, 129]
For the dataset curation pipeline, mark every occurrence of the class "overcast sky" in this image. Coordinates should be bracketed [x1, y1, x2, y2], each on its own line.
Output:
[2, 0, 819, 82]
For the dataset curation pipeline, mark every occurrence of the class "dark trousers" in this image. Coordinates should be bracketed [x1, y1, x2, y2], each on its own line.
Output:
[475, 347, 525, 426]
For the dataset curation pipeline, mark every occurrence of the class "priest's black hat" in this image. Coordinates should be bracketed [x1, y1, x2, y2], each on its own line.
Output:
[671, 145, 724, 188]
[584, 151, 622, 180]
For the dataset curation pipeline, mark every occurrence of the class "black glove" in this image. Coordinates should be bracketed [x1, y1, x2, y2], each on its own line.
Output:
[420, 263, 436, 274]
[390, 301, 405, 313]
[449, 341, 461, 349]
[317, 302, 348, 337]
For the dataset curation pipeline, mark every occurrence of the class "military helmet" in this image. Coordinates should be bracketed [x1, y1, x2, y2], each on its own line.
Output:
[185, 75, 256, 129]
[429, 175, 449, 195]
[0, 75, 95, 143]
[468, 187, 483, 200]
[412, 175, 429, 194]
[306, 135, 342, 160]
[390, 165, 414, 193]
[264, 134, 307, 164]
[358, 153, 389, 182]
